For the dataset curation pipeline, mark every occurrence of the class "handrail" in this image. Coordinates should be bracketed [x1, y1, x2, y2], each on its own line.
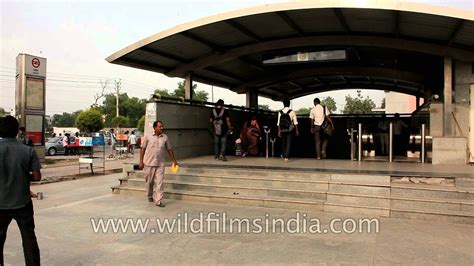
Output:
[150, 94, 277, 115]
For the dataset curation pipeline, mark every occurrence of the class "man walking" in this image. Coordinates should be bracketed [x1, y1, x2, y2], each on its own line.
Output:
[128, 131, 137, 155]
[277, 99, 299, 162]
[210, 99, 232, 161]
[139, 120, 178, 207]
[309, 98, 334, 160]
[0, 116, 42, 266]
[310, 98, 334, 159]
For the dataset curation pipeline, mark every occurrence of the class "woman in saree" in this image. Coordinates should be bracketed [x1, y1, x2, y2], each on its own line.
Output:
[240, 115, 261, 156]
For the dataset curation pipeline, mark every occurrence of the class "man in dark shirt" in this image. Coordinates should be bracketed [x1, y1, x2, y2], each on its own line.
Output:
[209, 99, 232, 161]
[0, 116, 42, 266]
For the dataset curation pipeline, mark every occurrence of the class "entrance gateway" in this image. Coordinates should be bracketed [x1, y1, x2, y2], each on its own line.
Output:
[108, 1, 474, 223]
[107, 0, 474, 165]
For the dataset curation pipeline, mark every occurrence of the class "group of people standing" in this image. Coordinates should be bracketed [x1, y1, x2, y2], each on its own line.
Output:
[209, 97, 334, 163]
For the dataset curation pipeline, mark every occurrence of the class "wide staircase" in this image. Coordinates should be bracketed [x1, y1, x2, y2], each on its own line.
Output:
[112, 163, 474, 224]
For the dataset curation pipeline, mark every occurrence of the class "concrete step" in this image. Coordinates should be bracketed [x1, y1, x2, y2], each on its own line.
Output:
[391, 209, 474, 225]
[324, 203, 390, 217]
[328, 183, 390, 196]
[391, 184, 474, 201]
[326, 194, 391, 208]
[166, 174, 329, 190]
[165, 181, 327, 200]
[121, 175, 328, 190]
[175, 167, 332, 181]
[112, 186, 324, 211]
[121, 178, 327, 201]
[126, 169, 332, 182]
[390, 197, 474, 212]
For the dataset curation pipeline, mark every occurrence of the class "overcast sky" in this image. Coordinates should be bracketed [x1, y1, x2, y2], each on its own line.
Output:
[1, 0, 472, 115]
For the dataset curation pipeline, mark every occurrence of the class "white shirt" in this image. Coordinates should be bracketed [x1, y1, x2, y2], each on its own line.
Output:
[128, 134, 137, 145]
[309, 104, 331, 126]
[277, 107, 298, 126]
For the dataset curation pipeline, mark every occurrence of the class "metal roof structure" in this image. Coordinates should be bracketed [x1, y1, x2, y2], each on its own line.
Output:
[107, 0, 474, 100]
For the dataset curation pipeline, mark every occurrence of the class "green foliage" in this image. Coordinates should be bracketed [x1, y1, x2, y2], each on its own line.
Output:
[137, 115, 145, 132]
[321, 96, 337, 113]
[154, 81, 209, 102]
[175, 81, 208, 101]
[52, 111, 81, 127]
[75, 109, 104, 132]
[342, 90, 376, 114]
[295, 107, 311, 115]
[258, 104, 271, 111]
[100, 93, 146, 127]
[111, 116, 130, 128]
[154, 88, 172, 97]
[0, 107, 6, 117]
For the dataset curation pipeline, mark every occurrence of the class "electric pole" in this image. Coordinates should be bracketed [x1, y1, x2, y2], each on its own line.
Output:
[114, 79, 121, 133]
[114, 79, 121, 118]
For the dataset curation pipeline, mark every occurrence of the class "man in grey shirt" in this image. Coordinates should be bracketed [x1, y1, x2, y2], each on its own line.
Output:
[0, 116, 42, 266]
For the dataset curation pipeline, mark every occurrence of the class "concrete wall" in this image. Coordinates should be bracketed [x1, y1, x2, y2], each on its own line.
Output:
[385, 91, 420, 114]
[431, 61, 473, 164]
[454, 61, 473, 162]
[144, 101, 278, 160]
[432, 137, 467, 165]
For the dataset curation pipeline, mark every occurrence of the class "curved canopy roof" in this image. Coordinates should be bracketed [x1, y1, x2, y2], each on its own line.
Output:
[107, 0, 474, 100]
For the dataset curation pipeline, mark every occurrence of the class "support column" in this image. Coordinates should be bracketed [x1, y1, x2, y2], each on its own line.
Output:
[444, 57, 453, 136]
[246, 89, 258, 110]
[185, 72, 193, 100]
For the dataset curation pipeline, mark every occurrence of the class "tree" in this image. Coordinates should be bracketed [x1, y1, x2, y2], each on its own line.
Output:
[112, 116, 130, 128]
[75, 109, 104, 133]
[91, 80, 109, 108]
[174, 81, 209, 102]
[137, 115, 145, 132]
[295, 107, 311, 115]
[0, 107, 6, 117]
[258, 104, 271, 111]
[52, 111, 81, 127]
[100, 93, 146, 127]
[342, 90, 376, 114]
[321, 96, 337, 113]
[154, 88, 172, 97]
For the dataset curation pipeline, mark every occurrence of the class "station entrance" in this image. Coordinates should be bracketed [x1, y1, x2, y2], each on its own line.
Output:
[109, 2, 474, 222]
[107, 1, 474, 165]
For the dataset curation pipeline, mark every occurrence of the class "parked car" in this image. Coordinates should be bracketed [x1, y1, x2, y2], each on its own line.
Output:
[45, 136, 65, 156]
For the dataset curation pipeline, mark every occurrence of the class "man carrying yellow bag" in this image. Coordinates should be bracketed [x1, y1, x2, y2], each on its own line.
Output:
[139, 120, 178, 207]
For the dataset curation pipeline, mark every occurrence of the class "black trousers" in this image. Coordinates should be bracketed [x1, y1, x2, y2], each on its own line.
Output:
[0, 200, 40, 266]
[280, 132, 293, 159]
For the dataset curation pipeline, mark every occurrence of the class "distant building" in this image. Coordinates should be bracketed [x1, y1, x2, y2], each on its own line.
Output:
[384, 91, 424, 114]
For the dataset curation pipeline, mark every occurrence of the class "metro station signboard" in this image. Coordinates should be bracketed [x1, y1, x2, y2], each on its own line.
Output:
[24, 54, 47, 78]
[16, 53, 47, 157]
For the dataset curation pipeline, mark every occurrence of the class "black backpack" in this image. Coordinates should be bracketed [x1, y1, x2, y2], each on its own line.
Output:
[279, 109, 294, 133]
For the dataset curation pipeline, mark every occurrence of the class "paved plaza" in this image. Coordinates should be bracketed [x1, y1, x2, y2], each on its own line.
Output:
[3, 172, 474, 265]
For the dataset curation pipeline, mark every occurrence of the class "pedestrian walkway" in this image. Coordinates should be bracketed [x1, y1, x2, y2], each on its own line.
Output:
[40, 154, 138, 182]
[3, 173, 473, 265]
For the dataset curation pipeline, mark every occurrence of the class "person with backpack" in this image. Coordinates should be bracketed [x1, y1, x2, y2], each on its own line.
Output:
[210, 99, 233, 161]
[310, 98, 334, 159]
[277, 99, 299, 162]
